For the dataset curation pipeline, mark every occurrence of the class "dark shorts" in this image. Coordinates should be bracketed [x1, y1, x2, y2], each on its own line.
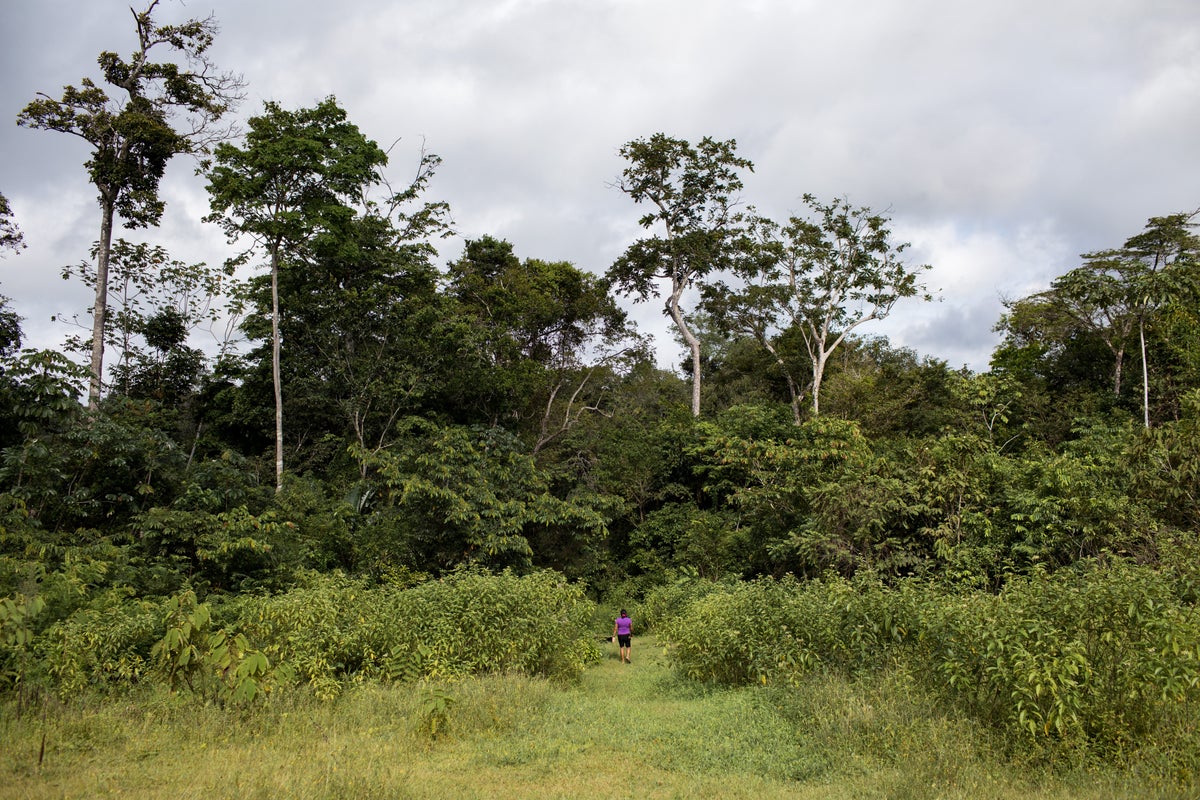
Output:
[617, 634, 631, 647]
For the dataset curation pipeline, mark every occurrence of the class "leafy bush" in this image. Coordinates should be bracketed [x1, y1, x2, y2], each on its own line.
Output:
[649, 565, 1200, 761]
[234, 569, 599, 698]
[0, 592, 45, 694]
[37, 590, 162, 696]
[357, 420, 608, 574]
[924, 562, 1200, 750]
[150, 590, 288, 705]
[638, 575, 728, 634]
[651, 574, 914, 685]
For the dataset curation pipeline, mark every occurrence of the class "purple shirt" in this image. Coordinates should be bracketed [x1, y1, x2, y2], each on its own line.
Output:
[615, 616, 632, 636]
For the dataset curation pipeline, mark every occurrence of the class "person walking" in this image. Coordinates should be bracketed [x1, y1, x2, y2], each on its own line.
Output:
[613, 609, 633, 664]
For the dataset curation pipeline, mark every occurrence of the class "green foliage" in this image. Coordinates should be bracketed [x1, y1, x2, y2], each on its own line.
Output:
[150, 590, 285, 705]
[1003, 419, 1156, 568]
[206, 94, 392, 491]
[0, 396, 188, 531]
[233, 569, 599, 699]
[59, 239, 219, 407]
[17, 1, 241, 408]
[416, 683, 456, 739]
[132, 505, 282, 593]
[608, 133, 761, 416]
[1129, 389, 1200, 531]
[648, 564, 1200, 761]
[653, 575, 915, 686]
[399, 569, 600, 681]
[629, 503, 740, 581]
[638, 575, 728, 633]
[39, 590, 162, 696]
[687, 412, 872, 576]
[925, 563, 1200, 750]
[446, 236, 639, 438]
[0, 594, 44, 648]
[0, 192, 24, 254]
[0, 593, 45, 693]
[357, 419, 608, 573]
[705, 194, 933, 418]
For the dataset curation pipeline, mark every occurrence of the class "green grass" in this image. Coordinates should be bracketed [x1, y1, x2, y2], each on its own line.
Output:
[1, 638, 1193, 799]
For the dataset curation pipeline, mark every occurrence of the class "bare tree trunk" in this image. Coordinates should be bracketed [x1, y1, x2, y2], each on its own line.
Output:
[88, 200, 116, 410]
[271, 249, 284, 493]
[1140, 319, 1150, 428]
[668, 296, 702, 417]
[689, 335, 702, 417]
[812, 352, 826, 417]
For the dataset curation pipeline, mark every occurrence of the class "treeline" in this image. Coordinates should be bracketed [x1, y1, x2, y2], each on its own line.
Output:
[1, 0, 1199, 749]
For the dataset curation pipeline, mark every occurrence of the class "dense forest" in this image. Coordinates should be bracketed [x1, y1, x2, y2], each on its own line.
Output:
[2, 1, 1199, 784]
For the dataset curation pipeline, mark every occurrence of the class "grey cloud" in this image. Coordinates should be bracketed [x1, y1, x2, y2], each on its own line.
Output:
[2, 0, 1197, 371]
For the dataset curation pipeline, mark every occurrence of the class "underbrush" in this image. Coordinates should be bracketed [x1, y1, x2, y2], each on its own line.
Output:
[648, 562, 1200, 789]
[6, 569, 600, 704]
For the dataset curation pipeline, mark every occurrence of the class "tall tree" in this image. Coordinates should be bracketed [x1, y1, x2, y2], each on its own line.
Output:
[607, 134, 758, 417]
[17, 0, 242, 409]
[1116, 211, 1199, 427]
[266, 148, 453, 477]
[1051, 210, 1199, 427]
[205, 97, 389, 492]
[707, 194, 931, 419]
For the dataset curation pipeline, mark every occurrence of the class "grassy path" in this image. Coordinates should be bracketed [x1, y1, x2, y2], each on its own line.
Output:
[372, 637, 1162, 800]
[409, 635, 841, 800]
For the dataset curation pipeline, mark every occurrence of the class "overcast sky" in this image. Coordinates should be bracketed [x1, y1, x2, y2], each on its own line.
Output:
[2, 0, 1198, 373]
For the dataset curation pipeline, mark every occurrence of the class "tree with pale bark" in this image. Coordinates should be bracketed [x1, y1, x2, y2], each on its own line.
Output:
[706, 194, 931, 421]
[607, 134, 759, 417]
[205, 97, 387, 492]
[17, 0, 242, 409]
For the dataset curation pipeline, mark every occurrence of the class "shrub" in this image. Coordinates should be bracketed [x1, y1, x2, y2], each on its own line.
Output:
[234, 569, 599, 699]
[650, 564, 1200, 762]
[923, 562, 1200, 750]
[38, 590, 161, 696]
[650, 574, 915, 685]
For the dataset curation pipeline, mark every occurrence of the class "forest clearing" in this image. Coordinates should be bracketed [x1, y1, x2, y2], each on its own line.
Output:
[2, 5, 1199, 799]
[3, 632, 1184, 800]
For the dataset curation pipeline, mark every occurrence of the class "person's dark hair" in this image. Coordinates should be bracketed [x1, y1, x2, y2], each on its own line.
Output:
[620, 609, 627, 616]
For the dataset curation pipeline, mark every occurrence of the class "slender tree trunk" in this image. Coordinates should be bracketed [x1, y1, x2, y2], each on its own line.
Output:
[786, 377, 802, 425]
[667, 295, 702, 417]
[1140, 319, 1150, 428]
[88, 200, 116, 410]
[271, 248, 284, 493]
[689, 335, 701, 417]
[812, 353, 825, 417]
